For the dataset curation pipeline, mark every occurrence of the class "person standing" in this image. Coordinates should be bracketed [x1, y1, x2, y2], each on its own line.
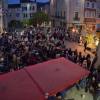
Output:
[84, 41, 87, 52]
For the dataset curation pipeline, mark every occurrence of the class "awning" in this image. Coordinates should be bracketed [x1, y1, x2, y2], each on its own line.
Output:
[0, 58, 90, 100]
[25, 57, 90, 96]
[0, 70, 44, 100]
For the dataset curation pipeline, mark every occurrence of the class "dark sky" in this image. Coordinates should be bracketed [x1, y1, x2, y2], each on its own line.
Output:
[8, 0, 49, 4]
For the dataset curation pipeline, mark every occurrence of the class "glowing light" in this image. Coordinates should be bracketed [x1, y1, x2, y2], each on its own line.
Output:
[98, 83, 100, 88]
[82, 94, 86, 99]
[76, 29, 78, 33]
[27, 4, 30, 10]
[95, 39, 99, 46]
[72, 28, 76, 32]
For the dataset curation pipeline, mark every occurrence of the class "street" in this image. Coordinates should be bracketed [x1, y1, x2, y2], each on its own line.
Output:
[65, 40, 95, 59]
[64, 86, 93, 100]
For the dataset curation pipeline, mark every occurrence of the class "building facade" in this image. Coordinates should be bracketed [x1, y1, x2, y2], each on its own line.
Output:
[84, 0, 97, 33]
[0, 0, 8, 33]
[50, 0, 67, 27]
[50, 0, 97, 33]
[96, 0, 100, 32]
[8, 0, 37, 24]
[8, 4, 21, 23]
[37, 2, 50, 15]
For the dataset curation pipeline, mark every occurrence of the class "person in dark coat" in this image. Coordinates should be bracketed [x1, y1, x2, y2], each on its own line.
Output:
[84, 41, 87, 52]
[87, 58, 91, 70]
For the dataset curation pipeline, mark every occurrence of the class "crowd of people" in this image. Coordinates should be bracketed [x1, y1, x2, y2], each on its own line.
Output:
[0, 27, 99, 100]
[0, 27, 94, 72]
[0, 27, 66, 72]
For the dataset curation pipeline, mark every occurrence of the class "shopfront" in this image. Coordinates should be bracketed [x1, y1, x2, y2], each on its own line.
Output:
[81, 18, 99, 51]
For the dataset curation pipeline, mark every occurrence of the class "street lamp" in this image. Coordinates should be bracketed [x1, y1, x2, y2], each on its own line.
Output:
[95, 38, 99, 46]
[72, 28, 76, 33]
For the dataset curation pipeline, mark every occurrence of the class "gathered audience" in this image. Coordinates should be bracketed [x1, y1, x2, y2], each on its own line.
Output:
[0, 27, 99, 100]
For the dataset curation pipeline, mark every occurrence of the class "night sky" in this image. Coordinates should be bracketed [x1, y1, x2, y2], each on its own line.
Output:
[8, 0, 49, 4]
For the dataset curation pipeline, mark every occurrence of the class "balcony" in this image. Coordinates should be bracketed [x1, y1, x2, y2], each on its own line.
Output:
[84, 18, 96, 23]
[73, 17, 80, 21]
[51, 15, 66, 20]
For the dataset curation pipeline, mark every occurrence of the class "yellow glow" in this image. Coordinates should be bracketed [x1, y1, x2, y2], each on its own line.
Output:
[95, 40, 99, 46]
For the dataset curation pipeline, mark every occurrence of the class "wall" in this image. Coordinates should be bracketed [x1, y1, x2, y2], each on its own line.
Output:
[21, 3, 37, 20]
[8, 2, 37, 24]
[8, 7, 21, 23]
[50, 0, 85, 28]
[0, 0, 8, 33]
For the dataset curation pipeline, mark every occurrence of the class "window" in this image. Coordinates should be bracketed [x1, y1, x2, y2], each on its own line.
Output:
[92, 3, 94, 8]
[58, 11, 60, 17]
[25, 14, 27, 17]
[57, 11, 59, 17]
[93, 12, 95, 17]
[73, 12, 80, 21]
[87, 2, 89, 7]
[74, 12, 79, 20]
[86, 11, 90, 17]
[9, 13, 12, 17]
[64, 11, 65, 17]
[99, 14, 100, 18]
[23, 13, 25, 18]
[55, 11, 57, 17]
[30, 6, 32, 10]
[23, 13, 27, 18]
[16, 13, 20, 17]
[61, 11, 62, 17]
[33, 6, 35, 10]
[17, 8, 20, 11]
[22, 7, 27, 11]
[88, 11, 90, 17]
[30, 13, 33, 17]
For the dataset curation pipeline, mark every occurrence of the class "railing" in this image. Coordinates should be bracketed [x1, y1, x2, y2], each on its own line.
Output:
[51, 15, 66, 19]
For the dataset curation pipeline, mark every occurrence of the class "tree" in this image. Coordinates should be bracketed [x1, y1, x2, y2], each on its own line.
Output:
[31, 11, 50, 26]
[22, 19, 30, 26]
[8, 20, 23, 28]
